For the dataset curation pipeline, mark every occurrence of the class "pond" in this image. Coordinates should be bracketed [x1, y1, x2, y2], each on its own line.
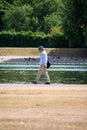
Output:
[0, 63, 87, 84]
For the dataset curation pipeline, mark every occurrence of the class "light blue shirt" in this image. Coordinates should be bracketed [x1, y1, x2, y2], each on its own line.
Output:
[40, 50, 47, 66]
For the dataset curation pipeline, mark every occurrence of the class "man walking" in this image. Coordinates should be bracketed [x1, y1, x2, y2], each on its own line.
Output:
[32, 46, 51, 84]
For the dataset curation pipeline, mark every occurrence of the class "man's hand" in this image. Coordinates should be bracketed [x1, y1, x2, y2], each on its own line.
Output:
[41, 65, 47, 70]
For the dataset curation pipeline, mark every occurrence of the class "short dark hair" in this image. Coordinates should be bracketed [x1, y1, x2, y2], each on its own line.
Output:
[38, 46, 44, 51]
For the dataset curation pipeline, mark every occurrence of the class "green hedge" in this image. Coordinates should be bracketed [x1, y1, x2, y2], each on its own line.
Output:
[0, 31, 68, 48]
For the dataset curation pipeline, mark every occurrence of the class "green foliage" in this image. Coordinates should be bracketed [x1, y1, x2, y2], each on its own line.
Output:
[0, 30, 67, 48]
[3, 5, 35, 31]
[2, 0, 63, 33]
[0, 0, 87, 48]
[83, 0, 87, 47]
[0, 0, 9, 30]
[44, 13, 61, 33]
[62, 0, 87, 48]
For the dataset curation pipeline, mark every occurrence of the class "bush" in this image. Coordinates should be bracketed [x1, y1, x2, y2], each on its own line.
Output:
[0, 30, 68, 48]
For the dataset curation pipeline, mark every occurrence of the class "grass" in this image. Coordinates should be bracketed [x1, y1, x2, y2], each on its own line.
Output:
[0, 96, 87, 108]
[0, 89, 87, 95]
[0, 89, 87, 108]
[0, 89, 87, 130]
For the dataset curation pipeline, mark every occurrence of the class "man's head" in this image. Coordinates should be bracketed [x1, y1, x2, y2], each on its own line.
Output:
[38, 46, 44, 52]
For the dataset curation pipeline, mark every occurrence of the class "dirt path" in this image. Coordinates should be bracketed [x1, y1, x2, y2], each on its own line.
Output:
[0, 84, 87, 90]
[0, 84, 87, 130]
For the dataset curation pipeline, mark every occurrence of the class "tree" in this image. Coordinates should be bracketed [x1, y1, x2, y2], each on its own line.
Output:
[0, 0, 14, 30]
[62, 0, 87, 47]
[3, 0, 63, 33]
[44, 13, 61, 33]
[83, 0, 87, 47]
[3, 5, 35, 31]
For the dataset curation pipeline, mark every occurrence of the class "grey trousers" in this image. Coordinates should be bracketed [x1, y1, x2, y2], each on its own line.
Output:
[35, 67, 50, 83]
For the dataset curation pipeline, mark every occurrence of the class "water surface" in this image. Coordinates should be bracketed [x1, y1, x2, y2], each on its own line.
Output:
[0, 64, 87, 84]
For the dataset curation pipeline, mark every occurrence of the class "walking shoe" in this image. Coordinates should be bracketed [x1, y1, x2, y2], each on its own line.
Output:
[32, 81, 37, 84]
[45, 82, 51, 84]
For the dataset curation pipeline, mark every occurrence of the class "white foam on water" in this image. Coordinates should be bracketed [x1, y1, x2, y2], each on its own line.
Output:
[0, 64, 87, 72]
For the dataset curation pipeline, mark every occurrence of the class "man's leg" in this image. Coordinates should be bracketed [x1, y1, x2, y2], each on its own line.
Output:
[35, 68, 42, 83]
[33, 67, 51, 84]
[43, 69, 51, 83]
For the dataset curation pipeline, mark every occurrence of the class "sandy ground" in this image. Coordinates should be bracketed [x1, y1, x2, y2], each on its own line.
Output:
[0, 84, 87, 130]
[0, 48, 87, 57]
[0, 48, 53, 56]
